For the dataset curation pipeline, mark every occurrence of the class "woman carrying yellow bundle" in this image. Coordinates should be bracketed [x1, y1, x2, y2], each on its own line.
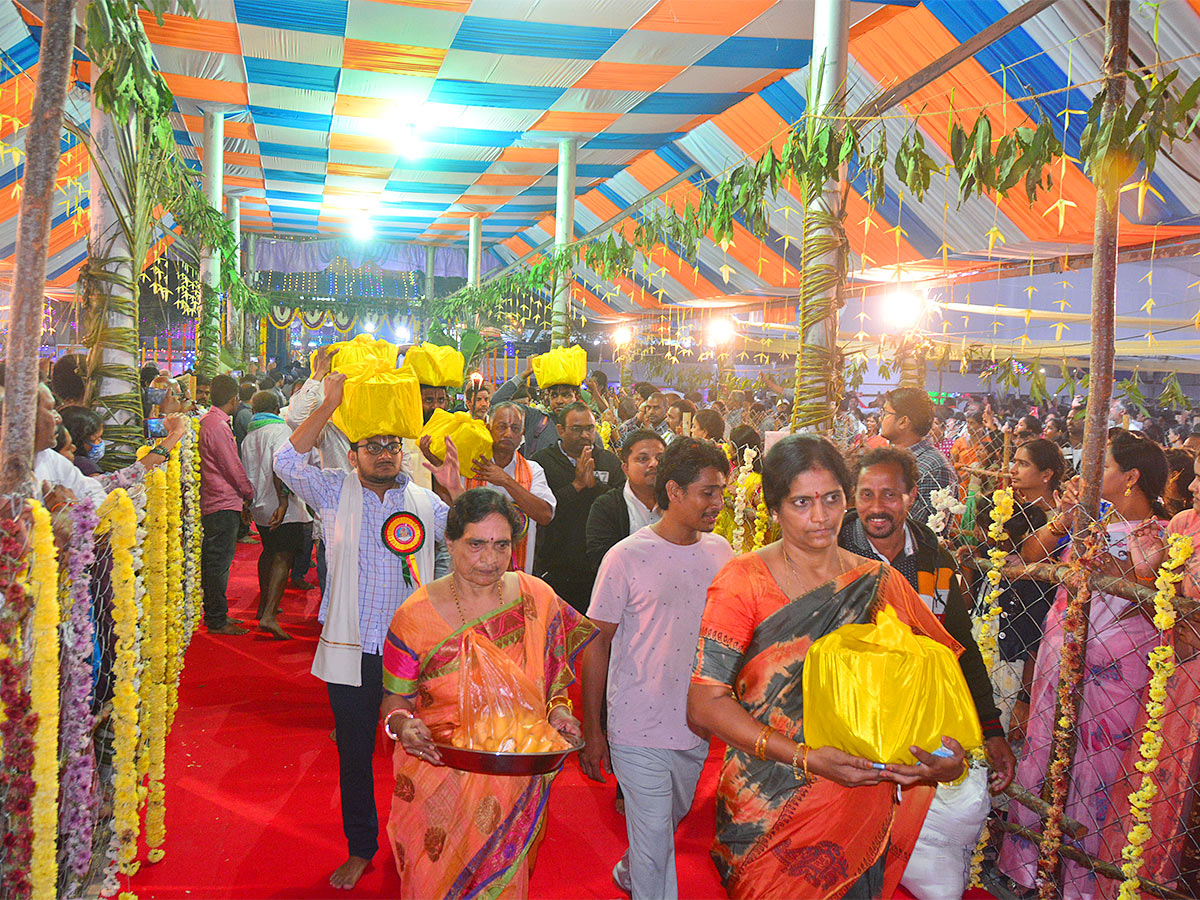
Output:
[380, 489, 595, 899]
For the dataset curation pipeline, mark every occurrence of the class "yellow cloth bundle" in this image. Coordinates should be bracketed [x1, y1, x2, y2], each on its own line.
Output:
[531, 345, 587, 389]
[331, 362, 423, 443]
[313, 334, 400, 373]
[420, 409, 493, 478]
[402, 342, 465, 389]
[802, 604, 982, 765]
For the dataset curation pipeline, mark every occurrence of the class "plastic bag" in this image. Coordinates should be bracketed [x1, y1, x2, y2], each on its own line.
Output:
[802, 604, 982, 765]
[901, 765, 991, 900]
[452, 631, 568, 754]
[420, 409, 493, 478]
[331, 363, 423, 443]
[402, 342, 464, 389]
[314, 334, 399, 373]
[531, 345, 587, 390]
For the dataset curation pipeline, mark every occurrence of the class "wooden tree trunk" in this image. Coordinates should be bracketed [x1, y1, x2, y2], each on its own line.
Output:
[0, 0, 76, 503]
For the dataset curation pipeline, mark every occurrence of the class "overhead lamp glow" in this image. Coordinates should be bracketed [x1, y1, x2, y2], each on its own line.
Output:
[350, 214, 374, 242]
[707, 318, 737, 347]
[361, 317, 378, 334]
[395, 325, 411, 343]
[393, 123, 425, 159]
[613, 326, 633, 347]
[882, 288, 931, 331]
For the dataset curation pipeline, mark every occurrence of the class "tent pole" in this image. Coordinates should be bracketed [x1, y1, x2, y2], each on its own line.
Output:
[551, 138, 577, 348]
[196, 109, 224, 378]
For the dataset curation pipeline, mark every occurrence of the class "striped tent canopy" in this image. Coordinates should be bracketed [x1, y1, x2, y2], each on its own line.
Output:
[0, 0, 1198, 337]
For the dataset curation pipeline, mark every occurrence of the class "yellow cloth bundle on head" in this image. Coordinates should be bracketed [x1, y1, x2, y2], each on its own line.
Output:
[802, 604, 982, 765]
[314, 334, 400, 373]
[402, 342, 465, 390]
[420, 409, 493, 478]
[531, 345, 587, 389]
[332, 363, 424, 444]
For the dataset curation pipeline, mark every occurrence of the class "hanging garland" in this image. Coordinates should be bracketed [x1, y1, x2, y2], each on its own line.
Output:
[300, 308, 327, 330]
[330, 310, 355, 334]
[1116, 532, 1193, 900]
[27, 501, 60, 900]
[59, 498, 100, 887]
[143, 469, 168, 863]
[268, 304, 296, 329]
[730, 448, 759, 554]
[165, 447, 185, 727]
[96, 489, 142, 893]
[976, 487, 1015, 672]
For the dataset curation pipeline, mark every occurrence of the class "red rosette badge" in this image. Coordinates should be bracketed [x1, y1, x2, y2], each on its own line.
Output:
[381, 512, 425, 558]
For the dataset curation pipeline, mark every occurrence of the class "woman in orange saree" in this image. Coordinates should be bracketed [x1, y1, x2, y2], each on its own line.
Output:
[688, 436, 970, 900]
[380, 489, 595, 900]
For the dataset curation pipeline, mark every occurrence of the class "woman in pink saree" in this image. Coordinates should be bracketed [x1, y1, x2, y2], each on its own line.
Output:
[999, 431, 1169, 899]
[380, 489, 595, 899]
[1096, 450, 1200, 898]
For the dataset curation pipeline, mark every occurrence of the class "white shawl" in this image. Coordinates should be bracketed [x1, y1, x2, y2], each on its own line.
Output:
[312, 471, 435, 687]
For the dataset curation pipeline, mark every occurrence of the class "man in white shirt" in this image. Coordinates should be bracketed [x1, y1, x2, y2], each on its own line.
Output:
[461, 402, 555, 573]
[241, 390, 312, 639]
[580, 437, 733, 899]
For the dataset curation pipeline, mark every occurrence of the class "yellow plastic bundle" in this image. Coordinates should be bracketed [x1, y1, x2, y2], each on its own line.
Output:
[402, 342, 465, 389]
[531, 345, 587, 389]
[331, 363, 423, 443]
[802, 604, 982, 765]
[420, 410, 493, 477]
[313, 334, 400, 373]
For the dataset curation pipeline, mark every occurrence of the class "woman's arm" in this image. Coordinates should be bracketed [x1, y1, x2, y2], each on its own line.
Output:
[381, 694, 443, 766]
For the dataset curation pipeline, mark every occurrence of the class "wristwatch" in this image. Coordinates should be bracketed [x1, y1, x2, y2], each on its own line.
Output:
[146, 444, 170, 459]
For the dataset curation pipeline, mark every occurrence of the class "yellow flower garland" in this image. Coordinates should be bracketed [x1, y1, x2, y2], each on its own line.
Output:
[975, 487, 1015, 672]
[730, 449, 758, 554]
[144, 469, 169, 863]
[189, 419, 204, 635]
[752, 487, 770, 550]
[27, 500, 60, 899]
[97, 489, 142, 879]
[1116, 531, 1193, 900]
[165, 447, 185, 728]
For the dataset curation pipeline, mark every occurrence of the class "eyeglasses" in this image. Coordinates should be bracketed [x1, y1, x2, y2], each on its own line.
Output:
[565, 424, 596, 434]
[356, 441, 401, 456]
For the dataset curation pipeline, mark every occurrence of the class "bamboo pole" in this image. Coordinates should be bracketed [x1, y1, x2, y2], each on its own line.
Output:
[0, 0, 76, 503]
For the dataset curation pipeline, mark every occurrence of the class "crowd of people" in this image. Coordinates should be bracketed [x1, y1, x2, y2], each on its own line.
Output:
[22, 345, 1200, 900]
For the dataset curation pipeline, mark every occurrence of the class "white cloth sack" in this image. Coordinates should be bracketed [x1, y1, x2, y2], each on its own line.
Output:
[901, 764, 991, 900]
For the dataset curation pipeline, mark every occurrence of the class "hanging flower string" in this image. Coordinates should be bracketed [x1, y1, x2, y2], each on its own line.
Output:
[0, 516, 36, 899]
[143, 470, 169, 863]
[27, 500, 60, 900]
[60, 498, 100, 884]
[1116, 531, 1193, 900]
[165, 447, 185, 727]
[975, 487, 1015, 672]
[730, 448, 759, 554]
[926, 486, 966, 538]
[97, 489, 142, 895]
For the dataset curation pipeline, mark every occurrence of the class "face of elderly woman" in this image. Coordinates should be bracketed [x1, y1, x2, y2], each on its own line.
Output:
[775, 467, 847, 553]
[449, 512, 514, 586]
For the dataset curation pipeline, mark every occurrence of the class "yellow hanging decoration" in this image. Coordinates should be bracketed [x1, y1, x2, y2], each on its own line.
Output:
[144, 469, 169, 863]
[28, 500, 60, 900]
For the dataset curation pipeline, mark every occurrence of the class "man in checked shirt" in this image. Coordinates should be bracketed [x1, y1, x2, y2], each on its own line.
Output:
[275, 372, 462, 891]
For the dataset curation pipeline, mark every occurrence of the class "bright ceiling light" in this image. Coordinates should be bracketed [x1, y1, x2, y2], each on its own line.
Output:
[707, 318, 737, 347]
[350, 214, 374, 242]
[883, 288, 931, 331]
[393, 122, 425, 159]
[395, 324, 411, 343]
[361, 316, 378, 334]
[613, 326, 633, 347]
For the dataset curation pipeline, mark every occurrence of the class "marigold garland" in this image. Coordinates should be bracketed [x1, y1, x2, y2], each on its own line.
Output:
[598, 420, 613, 452]
[185, 419, 204, 635]
[27, 500, 60, 900]
[1116, 532, 1193, 900]
[730, 448, 758, 554]
[752, 487, 771, 550]
[143, 469, 169, 862]
[97, 489, 142, 887]
[165, 447, 185, 727]
[975, 487, 1015, 673]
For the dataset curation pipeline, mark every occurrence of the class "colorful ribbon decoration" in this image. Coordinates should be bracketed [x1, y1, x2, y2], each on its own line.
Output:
[381, 511, 425, 588]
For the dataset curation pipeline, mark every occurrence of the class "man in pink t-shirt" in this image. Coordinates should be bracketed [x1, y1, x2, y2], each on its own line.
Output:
[581, 438, 733, 900]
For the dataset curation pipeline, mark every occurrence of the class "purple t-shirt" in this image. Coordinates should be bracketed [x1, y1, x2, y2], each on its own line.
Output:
[588, 526, 734, 749]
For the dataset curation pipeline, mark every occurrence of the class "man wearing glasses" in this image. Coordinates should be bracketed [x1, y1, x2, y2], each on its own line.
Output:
[533, 401, 625, 612]
[879, 386, 957, 526]
[274, 372, 461, 891]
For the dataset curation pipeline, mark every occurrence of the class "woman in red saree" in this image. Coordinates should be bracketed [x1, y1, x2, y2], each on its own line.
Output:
[380, 489, 595, 899]
[688, 435, 970, 900]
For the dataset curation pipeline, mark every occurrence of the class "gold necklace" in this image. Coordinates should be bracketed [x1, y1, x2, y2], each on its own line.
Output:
[450, 576, 504, 629]
[781, 544, 843, 590]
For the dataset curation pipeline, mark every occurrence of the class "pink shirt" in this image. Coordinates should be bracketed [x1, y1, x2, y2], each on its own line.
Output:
[588, 526, 733, 749]
[199, 406, 254, 515]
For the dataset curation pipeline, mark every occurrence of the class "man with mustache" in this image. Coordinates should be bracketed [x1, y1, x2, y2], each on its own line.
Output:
[837, 447, 1015, 791]
[580, 438, 732, 899]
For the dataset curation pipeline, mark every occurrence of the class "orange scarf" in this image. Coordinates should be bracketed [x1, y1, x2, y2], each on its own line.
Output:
[467, 452, 533, 572]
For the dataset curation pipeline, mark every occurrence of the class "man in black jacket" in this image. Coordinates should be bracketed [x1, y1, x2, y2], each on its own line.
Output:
[585, 429, 666, 574]
[838, 446, 1016, 792]
[533, 402, 624, 612]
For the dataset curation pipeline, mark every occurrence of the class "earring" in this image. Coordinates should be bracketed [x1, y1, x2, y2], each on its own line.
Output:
[1124, 484, 1134, 496]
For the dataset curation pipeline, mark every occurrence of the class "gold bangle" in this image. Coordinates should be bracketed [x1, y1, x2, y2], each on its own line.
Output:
[791, 741, 804, 780]
[803, 744, 811, 782]
[547, 696, 573, 716]
[754, 724, 774, 761]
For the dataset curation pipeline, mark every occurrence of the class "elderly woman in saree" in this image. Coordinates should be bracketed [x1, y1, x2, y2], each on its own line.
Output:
[379, 488, 595, 899]
[687, 435, 969, 900]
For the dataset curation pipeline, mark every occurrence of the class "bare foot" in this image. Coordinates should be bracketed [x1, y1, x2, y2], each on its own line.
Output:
[209, 623, 249, 635]
[260, 619, 292, 640]
[329, 855, 370, 890]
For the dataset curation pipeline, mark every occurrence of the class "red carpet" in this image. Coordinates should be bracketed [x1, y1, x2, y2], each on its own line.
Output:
[125, 543, 991, 899]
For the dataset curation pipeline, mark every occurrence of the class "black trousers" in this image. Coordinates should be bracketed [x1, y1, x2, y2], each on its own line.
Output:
[326, 652, 384, 860]
[200, 510, 241, 628]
